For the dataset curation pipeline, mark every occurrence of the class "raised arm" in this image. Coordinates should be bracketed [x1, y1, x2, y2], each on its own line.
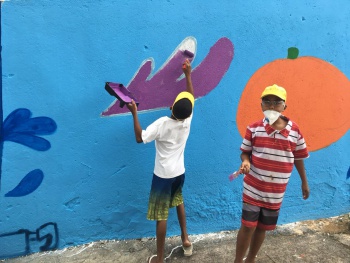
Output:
[127, 100, 143, 143]
[182, 59, 194, 96]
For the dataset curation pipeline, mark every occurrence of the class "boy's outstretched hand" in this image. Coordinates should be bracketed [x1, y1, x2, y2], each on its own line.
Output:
[127, 100, 138, 115]
[127, 99, 143, 143]
[182, 59, 192, 75]
[182, 59, 194, 95]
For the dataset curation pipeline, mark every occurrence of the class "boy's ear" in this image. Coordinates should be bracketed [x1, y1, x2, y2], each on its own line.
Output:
[284, 105, 287, 111]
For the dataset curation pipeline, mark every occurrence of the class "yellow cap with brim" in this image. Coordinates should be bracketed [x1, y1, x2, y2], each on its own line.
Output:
[172, 91, 195, 108]
[261, 84, 287, 102]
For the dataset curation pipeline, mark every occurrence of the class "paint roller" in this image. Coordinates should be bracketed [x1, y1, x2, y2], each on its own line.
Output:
[182, 50, 194, 69]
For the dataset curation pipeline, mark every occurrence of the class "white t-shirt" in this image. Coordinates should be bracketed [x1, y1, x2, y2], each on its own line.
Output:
[142, 114, 193, 178]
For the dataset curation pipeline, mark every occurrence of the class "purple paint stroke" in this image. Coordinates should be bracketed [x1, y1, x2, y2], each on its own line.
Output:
[102, 37, 234, 116]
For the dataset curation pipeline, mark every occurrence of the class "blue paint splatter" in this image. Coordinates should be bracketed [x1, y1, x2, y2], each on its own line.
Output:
[5, 169, 44, 197]
[3, 108, 57, 151]
[0, 109, 56, 194]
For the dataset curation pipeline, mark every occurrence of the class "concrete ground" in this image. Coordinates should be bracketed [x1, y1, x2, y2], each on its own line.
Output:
[2, 214, 349, 263]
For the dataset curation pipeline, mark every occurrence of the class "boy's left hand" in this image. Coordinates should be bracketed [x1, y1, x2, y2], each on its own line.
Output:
[301, 183, 310, 200]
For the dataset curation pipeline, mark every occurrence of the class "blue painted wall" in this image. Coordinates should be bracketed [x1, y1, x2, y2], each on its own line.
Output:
[1, 0, 349, 258]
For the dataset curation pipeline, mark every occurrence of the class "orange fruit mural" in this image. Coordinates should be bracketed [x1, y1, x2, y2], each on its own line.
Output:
[236, 47, 350, 152]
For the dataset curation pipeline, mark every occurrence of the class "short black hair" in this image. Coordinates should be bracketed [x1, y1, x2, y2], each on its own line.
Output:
[172, 98, 193, 120]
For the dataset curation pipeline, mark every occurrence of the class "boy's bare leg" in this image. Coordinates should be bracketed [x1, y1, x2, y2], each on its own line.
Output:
[234, 225, 256, 263]
[176, 203, 191, 246]
[245, 227, 266, 263]
[151, 220, 167, 263]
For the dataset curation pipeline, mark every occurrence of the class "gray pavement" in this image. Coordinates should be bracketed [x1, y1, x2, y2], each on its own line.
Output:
[2, 214, 350, 263]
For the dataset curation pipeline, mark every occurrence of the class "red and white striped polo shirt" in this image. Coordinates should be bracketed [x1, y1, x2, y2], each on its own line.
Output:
[240, 116, 309, 210]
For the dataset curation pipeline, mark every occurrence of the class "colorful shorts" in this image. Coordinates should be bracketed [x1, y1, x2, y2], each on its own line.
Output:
[147, 173, 185, 221]
[241, 202, 280, 231]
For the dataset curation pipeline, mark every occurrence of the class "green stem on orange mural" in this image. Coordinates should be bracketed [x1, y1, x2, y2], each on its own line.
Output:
[287, 47, 299, 59]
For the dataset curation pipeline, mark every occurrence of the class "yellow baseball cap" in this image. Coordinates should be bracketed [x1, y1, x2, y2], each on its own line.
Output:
[172, 91, 194, 108]
[171, 92, 194, 120]
[261, 84, 287, 102]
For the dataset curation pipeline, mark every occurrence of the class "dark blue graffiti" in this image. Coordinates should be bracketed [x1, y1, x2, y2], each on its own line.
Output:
[347, 166, 350, 179]
[3, 108, 57, 151]
[0, 108, 57, 195]
[0, 222, 59, 259]
[5, 169, 44, 197]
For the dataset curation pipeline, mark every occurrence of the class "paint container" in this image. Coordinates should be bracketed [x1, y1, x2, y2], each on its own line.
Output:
[105, 82, 139, 108]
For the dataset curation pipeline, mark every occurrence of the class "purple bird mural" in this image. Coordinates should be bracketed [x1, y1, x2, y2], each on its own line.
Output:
[102, 37, 234, 116]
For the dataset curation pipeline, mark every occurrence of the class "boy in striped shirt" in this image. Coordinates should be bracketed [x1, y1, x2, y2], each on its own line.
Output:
[234, 84, 310, 263]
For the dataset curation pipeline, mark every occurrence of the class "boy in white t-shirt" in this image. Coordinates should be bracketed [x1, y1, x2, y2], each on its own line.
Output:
[127, 59, 194, 263]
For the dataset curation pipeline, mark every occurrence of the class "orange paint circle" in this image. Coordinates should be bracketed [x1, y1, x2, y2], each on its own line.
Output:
[236, 53, 350, 151]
